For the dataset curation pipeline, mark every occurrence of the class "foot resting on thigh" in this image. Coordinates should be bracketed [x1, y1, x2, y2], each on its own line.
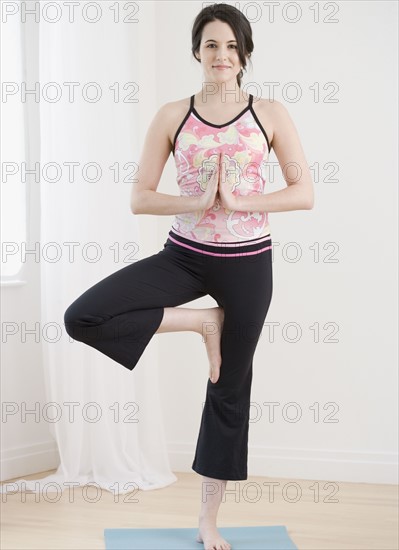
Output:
[200, 307, 224, 384]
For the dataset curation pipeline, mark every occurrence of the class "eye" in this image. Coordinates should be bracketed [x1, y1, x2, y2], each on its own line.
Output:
[206, 44, 238, 48]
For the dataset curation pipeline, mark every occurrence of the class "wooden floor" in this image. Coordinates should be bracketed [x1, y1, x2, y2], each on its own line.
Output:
[1, 470, 398, 549]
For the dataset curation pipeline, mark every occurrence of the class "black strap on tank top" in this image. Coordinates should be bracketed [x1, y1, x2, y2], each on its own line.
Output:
[178, 93, 270, 154]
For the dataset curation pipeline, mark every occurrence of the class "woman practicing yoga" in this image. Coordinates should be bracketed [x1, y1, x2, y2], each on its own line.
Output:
[64, 3, 314, 549]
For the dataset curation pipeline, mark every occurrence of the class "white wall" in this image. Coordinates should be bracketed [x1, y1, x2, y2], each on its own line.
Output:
[153, 1, 398, 483]
[1, 1, 397, 484]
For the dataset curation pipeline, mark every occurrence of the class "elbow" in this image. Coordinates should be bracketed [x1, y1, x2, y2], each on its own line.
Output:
[300, 180, 314, 210]
[131, 189, 152, 215]
[304, 189, 315, 210]
[131, 203, 140, 215]
[305, 198, 314, 210]
[298, 195, 314, 211]
[130, 193, 142, 215]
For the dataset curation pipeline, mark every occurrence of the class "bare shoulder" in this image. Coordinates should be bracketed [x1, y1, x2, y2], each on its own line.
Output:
[254, 96, 287, 115]
[157, 97, 189, 118]
[157, 97, 191, 150]
[251, 97, 291, 149]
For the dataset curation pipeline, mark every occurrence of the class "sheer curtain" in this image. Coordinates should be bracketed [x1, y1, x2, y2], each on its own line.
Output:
[2, 3, 176, 494]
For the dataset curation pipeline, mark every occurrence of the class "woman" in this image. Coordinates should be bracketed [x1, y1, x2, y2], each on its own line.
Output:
[64, 3, 314, 550]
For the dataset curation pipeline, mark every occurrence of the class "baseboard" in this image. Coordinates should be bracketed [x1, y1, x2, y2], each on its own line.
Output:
[2, 441, 396, 485]
[167, 442, 398, 484]
[0, 440, 59, 482]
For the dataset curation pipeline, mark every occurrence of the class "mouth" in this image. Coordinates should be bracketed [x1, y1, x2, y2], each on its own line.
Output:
[213, 66, 231, 70]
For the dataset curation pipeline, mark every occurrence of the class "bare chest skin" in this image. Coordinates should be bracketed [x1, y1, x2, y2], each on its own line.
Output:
[192, 96, 251, 125]
[168, 96, 274, 154]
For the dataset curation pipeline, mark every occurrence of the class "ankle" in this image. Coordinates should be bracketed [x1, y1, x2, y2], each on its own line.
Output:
[199, 512, 217, 523]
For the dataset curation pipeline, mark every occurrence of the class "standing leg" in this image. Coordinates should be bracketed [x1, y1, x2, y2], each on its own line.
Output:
[196, 476, 230, 550]
[192, 249, 273, 479]
[193, 249, 273, 548]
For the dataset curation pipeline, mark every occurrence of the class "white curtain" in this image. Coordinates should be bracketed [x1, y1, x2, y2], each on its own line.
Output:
[3, 2, 176, 494]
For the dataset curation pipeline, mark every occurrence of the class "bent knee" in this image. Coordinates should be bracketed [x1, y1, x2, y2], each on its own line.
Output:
[63, 302, 102, 339]
[64, 303, 82, 338]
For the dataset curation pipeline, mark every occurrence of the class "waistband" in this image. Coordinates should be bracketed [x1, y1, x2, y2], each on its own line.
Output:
[167, 229, 272, 257]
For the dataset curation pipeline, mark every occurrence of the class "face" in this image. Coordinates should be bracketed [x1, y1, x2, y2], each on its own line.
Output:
[197, 19, 242, 88]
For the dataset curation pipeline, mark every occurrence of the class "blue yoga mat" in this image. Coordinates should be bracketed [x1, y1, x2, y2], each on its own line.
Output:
[104, 525, 298, 549]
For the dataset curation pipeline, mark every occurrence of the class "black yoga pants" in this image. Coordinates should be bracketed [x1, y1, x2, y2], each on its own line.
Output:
[64, 232, 273, 481]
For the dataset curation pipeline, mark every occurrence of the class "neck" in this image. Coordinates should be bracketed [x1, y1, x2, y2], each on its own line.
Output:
[198, 82, 247, 104]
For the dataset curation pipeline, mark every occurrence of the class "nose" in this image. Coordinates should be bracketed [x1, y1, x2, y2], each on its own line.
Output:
[215, 46, 229, 57]
[215, 46, 229, 59]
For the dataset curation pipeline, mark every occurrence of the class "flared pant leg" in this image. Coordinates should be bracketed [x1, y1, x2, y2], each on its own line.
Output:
[191, 248, 273, 481]
[64, 243, 207, 371]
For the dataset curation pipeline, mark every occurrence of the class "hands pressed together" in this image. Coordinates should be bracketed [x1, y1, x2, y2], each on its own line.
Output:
[197, 151, 240, 212]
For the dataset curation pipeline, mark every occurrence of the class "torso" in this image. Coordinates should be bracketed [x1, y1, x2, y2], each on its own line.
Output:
[168, 92, 273, 243]
[166, 94, 274, 154]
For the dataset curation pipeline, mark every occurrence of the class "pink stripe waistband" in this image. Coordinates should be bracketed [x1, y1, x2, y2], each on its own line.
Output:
[167, 234, 272, 257]
[197, 234, 272, 247]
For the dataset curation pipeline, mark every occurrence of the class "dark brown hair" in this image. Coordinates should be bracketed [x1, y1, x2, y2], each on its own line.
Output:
[191, 3, 254, 88]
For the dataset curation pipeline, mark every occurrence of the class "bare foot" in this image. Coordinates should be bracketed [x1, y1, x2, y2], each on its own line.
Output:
[196, 516, 231, 550]
[200, 307, 224, 384]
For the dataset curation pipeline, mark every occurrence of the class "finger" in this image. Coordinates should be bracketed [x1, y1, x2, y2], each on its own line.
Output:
[210, 162, 217, 180]
[213, 166, 219, 182]
[211, 162, 218, 179]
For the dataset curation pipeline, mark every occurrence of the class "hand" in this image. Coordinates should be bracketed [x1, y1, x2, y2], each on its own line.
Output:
[196, 159, 220, 211]
[217, 151, 240, 211]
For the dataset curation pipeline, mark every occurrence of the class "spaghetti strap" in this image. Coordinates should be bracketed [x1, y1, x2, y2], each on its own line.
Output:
[190, 94, 194, 109]
[248, 93, 253, 107]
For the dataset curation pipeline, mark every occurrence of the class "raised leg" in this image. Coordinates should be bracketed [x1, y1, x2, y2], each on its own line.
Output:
[63, 247, 209, 372]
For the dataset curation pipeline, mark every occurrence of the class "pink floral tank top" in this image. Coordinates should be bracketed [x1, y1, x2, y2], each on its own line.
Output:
[171, 93, 272, 244]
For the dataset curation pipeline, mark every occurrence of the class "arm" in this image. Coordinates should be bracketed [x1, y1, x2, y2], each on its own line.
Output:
[236, 100, 314, 212]
[130, 103, 201, 215]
